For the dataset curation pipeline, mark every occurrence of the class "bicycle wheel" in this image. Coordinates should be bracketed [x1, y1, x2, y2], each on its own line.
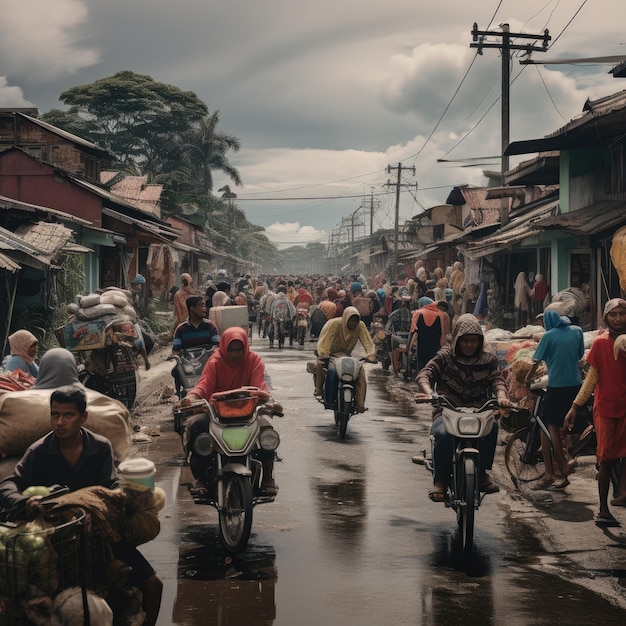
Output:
[504, 426, 545, 486]
[219, 474, 253, 553]
[458, 456, 476, 555]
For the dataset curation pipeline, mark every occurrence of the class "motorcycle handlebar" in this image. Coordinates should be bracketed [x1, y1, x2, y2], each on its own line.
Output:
[415, 393, 500, 412]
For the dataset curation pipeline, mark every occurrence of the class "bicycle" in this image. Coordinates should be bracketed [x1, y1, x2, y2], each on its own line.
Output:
[504, 378, 604, 489]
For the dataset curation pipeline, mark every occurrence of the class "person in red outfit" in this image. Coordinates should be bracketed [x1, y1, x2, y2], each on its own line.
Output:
[182, 327, 281, 495]
[565, 298, 626, 526]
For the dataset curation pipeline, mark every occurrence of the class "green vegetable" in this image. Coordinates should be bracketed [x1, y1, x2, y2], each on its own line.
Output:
[23, 486, 51, 498]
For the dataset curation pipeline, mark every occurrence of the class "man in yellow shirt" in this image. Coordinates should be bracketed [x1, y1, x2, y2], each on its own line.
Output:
[314, 306, 376, 412]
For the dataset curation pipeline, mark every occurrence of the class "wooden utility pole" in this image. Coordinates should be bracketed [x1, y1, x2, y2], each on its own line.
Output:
[386, 163, 416, 280]
[471, 23, 550, 180]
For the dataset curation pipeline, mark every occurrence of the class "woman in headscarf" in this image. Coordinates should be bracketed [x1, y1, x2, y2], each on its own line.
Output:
[173, 273, 195, 333]
[34, 348, 82, 389]
[409, 296, 451, 372]
[416, 314, 511, 502]
[314, 306, 376, 412]
[514, 271, 533, 328]
[525, 310, 583, 490]
[182, 327, 281, 495]
[2, 330, 39, 377]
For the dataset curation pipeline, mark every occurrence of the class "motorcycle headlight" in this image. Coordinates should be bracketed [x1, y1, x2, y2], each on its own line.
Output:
[194, 433, 214, 456]
[457, 416, 481, 436]
[259, 428, 280, 451]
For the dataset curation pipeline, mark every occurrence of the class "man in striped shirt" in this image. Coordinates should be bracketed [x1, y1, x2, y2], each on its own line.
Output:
[172, 296, 220, 355]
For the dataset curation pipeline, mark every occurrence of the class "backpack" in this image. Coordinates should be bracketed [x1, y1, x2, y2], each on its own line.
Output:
[353, 296, 372, 318]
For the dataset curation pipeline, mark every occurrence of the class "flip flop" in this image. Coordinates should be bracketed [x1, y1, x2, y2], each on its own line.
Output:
[260, 484, 279, 496]
[531, 478, 554, 491]
[610, 496, 626, 508]
[594, 513, 621, 527]
[550, 478, 570, 490]
[428, 489, 446, 503]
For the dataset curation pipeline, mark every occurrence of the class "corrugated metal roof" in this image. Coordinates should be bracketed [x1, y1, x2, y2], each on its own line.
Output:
[532, 200, 626, 235]
[460, 199, 560, 260]
[506, 90, 626, 156]
[16, 113, 113, 157]
[0, 252, 20, 272]
[0, 194, 93, 226]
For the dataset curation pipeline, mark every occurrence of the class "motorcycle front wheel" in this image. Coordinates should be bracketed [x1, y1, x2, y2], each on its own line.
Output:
[219, 474, 253, 553]
[457, 456, 476, 555]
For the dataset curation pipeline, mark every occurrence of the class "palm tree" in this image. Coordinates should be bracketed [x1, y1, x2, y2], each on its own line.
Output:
[182, 112, 242, 194]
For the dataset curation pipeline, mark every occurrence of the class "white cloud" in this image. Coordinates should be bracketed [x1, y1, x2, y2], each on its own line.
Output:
[263, 222, 328, 249]
[0, 78, 33, 107]
[0, 0, 99, 80]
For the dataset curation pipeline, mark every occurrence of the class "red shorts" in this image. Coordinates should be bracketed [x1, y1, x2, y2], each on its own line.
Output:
[595, 413, 626, 463]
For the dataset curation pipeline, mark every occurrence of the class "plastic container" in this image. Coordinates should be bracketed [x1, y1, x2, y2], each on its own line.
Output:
[209, 305, 249, 334]
[118, 458, 156, 491]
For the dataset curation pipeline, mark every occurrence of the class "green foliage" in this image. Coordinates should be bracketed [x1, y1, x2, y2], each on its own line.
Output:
[44, 71, 280, 272]
[45, 70, 208, 174]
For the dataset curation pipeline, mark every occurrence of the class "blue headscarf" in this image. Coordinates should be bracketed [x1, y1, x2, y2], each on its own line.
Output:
[543, 309, 570, 330]
[418, 296, 434, 308]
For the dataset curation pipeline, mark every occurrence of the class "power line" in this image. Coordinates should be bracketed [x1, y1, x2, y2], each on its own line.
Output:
[534, 64, 568, 122]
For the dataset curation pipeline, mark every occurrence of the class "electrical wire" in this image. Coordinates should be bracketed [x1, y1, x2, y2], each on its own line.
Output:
[534, 64, 568, 122]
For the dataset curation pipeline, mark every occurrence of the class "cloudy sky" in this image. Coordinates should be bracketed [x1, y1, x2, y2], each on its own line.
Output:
[1, 0, 624, 247]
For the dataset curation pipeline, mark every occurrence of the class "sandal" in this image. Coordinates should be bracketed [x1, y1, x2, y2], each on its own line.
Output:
[531, 477, 554, 491]
[428, 487, 446, 503]
[594, 513, 621, 527]
[260, 483, 279, 496]
[610, 496, 626, 507]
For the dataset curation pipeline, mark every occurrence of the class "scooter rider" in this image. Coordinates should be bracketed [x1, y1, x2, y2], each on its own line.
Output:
[314, 306, 376, 413]
[171, 296, 220, 396]
[172, 296, 220, 356]
[180, 327, 281, 495]
[414, 314, 511, 502]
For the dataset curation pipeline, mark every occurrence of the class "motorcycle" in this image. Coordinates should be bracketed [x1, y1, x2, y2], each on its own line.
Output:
[174, 387, 282, 553]
[390, 331, 413, 381]
[294, 305, 310, 350]
[168, 344, 215, 405]
[311, 355, 374, 439]
[416, 393, 499, 555]
[370, 320, 392, 371]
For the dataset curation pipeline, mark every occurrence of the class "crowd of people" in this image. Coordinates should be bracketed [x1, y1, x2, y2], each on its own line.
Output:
[2, 260, 626, 620]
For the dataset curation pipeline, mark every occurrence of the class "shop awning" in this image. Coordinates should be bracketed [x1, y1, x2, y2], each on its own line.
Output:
[531, 200, 626, 235]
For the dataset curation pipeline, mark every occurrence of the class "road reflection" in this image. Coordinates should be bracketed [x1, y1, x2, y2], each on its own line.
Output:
[174, 524, 277, 625]
[312, 463, 367, 559]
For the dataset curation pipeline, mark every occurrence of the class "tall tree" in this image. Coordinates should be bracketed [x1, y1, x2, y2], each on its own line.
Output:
[43, 70, 208, 174]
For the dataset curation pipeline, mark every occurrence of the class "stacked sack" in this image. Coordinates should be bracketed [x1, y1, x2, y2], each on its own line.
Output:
[68, 287, 137, 322]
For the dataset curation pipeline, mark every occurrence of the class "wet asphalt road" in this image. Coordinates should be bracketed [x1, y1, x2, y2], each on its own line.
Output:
[137, 337, 626, 626]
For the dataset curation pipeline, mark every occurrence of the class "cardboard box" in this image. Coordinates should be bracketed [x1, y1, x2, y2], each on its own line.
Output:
[209, 305, 249, 334]
[57, 319, 110, 351]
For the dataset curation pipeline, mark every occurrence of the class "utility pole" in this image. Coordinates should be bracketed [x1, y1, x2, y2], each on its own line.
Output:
[471, 23, 550, 180]
[386, 163, 416, 280]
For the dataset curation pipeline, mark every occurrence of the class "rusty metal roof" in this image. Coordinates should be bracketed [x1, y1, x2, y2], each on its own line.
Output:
[532, 200, 626, 235]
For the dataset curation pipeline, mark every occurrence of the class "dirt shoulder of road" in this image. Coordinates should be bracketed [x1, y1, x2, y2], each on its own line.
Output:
[493, 433, 626, 609]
